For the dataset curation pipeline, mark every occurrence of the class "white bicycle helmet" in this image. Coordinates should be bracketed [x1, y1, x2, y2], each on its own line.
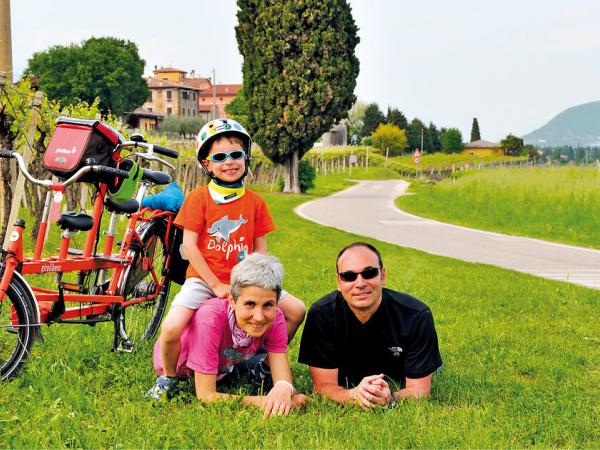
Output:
[196, 118, 252, 162]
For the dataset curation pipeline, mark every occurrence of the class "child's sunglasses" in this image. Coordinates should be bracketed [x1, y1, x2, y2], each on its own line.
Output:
[337, 267, 381, 282]
[206, 149, 246, 163]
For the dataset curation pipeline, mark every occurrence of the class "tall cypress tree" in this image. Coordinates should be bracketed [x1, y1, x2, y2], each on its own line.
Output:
[236, 0, 360, 193]
[470, 117, 481, 142]
[361, 103, 385, 137]
[407, 118, 425, 150]
[428, 122, 442, 152]
[386, 107, 408, 130]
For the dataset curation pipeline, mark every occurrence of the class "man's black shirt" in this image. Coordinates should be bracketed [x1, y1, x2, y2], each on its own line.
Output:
[298, 288, 442, 388]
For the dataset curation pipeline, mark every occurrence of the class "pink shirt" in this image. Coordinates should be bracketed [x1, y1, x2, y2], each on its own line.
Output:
[154, 297, 288, 378]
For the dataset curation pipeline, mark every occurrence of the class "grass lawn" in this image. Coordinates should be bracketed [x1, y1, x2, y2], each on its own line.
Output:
[1, 169, 599, 447]
[397, 166, 600, 248]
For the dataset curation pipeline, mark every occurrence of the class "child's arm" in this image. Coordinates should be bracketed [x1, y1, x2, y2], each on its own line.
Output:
[253, 235, 268, 254]
[182, 229, 229, 298]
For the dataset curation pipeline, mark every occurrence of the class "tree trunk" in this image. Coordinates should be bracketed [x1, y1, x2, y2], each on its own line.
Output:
[282, 151, 300, 193]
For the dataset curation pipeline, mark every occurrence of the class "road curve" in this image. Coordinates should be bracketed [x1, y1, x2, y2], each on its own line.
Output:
[296, 179, 600, 290]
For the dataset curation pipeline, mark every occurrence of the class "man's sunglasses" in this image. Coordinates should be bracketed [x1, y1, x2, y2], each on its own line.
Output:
[337, 267, 381, 282]
[206, 149, 246, 163]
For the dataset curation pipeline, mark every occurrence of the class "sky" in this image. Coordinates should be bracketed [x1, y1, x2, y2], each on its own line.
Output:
[10, 0, 600, 141]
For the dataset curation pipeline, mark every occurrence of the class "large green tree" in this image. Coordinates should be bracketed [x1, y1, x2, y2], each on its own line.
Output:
[441, 128, 464, 153]
[224, 88, 249, 129]
[236, 0, 359, 193]
[500, 133, 524, 156]
[347, 101, 368, 142]
[386, 107, 408, 130]
[470, 117, 481, 142]
[25, 37, 148, 116]
[428, 122, 442, 152]
[371, 123, 408, 156]
[361, 103, 385, 138]
[406, 118, 426, 151]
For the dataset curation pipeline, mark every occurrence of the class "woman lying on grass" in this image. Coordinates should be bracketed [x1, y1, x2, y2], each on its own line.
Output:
[153, 253, 307, 416]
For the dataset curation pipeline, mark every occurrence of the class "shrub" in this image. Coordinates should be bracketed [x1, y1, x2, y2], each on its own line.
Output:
[278, 159, 316, 193]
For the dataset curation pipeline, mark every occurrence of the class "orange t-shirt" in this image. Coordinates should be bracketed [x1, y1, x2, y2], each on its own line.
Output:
[173, 186, 275, 283]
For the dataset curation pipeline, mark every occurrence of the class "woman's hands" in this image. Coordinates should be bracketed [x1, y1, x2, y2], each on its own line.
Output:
[263, 381, 294, 416]
[262, 385, 308, 417]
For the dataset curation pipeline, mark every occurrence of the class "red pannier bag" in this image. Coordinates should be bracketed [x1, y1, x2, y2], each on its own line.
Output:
[43, 116, 123, 182]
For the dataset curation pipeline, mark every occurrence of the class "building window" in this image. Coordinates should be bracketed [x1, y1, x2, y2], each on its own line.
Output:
[167, 107, 172, 116]
[147, 91, 152, 101]
[220, 97, 223, 101]
[166, 90, 172, 101]
[182, 91, 189, 100]
[193, 110, 196, 117]
[148, 107, 152, 112]
[193, 93, 196, 101]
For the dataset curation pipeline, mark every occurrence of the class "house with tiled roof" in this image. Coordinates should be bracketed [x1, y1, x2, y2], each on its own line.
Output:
[462, 139, 504, 156]
[125, 107, 164, 131]
[196, 83, 242, 121]
[142, 67, 200, 118]
[141, 66, 242, 122]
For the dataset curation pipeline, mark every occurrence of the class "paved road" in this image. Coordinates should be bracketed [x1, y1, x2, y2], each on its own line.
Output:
[296, 179, 600, 290]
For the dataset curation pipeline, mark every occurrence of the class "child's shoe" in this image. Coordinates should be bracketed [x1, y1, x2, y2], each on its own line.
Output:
[145, 375, 178, 400]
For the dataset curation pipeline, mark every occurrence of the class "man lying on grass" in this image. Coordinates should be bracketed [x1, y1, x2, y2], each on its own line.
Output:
[153, 253, 307, 416]
[298, 242, 442, 408]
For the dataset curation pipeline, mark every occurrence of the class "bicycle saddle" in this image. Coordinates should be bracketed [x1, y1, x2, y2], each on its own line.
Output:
[142, 169, 171, 185]
[104, 197, 140, 215]
[57, 212, 94, 232]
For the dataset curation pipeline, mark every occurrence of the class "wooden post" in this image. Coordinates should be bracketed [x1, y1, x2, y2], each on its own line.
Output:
[3, 91, 43, 249]
[0, 0, 12, 82]
[0, 71, 7, 234]
[366, 147, 369, 174]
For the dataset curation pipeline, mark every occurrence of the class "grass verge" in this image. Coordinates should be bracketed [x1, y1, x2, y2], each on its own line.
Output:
[397, 166, 600, 248]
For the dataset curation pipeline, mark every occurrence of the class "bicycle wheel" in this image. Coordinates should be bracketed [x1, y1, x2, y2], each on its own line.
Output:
[115, 218, 172, 351]
[0, 281, 35, 380]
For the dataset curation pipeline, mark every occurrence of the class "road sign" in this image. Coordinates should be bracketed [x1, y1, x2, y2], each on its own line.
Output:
[413, 149, 421, 164]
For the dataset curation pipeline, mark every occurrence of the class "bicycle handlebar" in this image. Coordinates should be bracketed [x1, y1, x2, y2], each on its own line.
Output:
[152, 144, 179, 159]
[118, 141, 178, 159]
[0, 149, 128, 189]
[93, 166, 130, 180]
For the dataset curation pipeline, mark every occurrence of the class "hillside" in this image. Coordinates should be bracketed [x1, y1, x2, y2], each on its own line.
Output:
[522, 100, 600, 147]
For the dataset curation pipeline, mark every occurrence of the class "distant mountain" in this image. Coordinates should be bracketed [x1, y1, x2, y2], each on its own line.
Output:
[522, 101, 600, 147]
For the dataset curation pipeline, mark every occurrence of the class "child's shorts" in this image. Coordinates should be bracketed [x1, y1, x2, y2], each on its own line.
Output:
[170, 277, 289, 310]
[170, 278, 216, 310]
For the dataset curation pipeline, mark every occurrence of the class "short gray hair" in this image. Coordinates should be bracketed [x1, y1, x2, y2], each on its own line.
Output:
[230, 253, 283, 301]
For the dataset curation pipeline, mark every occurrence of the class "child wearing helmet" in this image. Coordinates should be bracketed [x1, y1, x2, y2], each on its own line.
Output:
[146, 118, 306, 399]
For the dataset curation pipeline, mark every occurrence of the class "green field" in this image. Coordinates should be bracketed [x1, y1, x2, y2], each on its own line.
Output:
[398, 166, 600, 248]
[1, 168, 599, 447]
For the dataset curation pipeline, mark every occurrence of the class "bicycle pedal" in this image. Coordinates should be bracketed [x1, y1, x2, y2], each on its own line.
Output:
[60, 282, 87, 293]
[117, 341, 134, 353]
